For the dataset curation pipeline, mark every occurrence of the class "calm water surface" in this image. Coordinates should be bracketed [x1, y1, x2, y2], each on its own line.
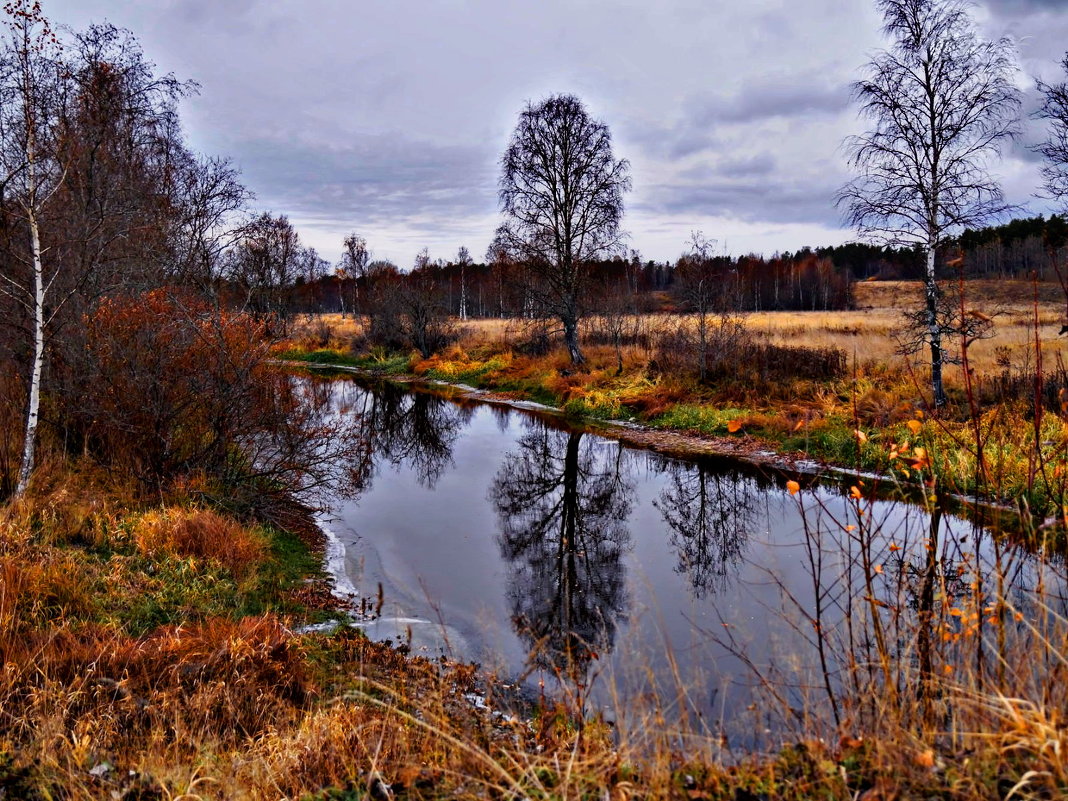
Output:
[315, 375, 1065, 730]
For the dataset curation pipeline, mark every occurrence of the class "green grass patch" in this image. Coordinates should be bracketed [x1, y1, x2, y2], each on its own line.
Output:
[423, 355, 509, 386]
[649, 404, 753, 435]
[277, 348, 363, 367]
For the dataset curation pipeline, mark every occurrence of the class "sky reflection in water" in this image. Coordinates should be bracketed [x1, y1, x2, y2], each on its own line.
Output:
[320, 376, 1066, 733]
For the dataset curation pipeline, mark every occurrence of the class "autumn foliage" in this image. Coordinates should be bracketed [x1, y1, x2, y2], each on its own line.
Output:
[30, 288, 356, 525]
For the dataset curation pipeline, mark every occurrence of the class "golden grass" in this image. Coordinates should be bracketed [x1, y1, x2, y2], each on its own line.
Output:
[293, 279, 1068, 381]
[133, 507, 266, 580]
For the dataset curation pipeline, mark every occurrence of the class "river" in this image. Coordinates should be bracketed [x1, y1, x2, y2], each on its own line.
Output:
[311, 372, 1068, 739]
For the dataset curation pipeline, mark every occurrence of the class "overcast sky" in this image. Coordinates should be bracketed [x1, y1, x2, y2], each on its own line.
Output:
[46, 0, 1068, 267]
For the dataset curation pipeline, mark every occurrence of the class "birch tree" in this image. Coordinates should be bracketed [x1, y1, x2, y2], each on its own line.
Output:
[455, 244, 472, 321]
[0, 1, 65, 495]
[840, 0, 1019, 407]
[497, 94, 630, 365]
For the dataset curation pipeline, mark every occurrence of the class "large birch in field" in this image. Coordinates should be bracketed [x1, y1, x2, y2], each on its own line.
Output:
[496, 94, 630, 365]
[840, 0, 1019, 408]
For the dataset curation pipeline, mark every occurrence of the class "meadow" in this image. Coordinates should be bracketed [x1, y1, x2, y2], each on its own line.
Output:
[5, 279, 1068, 799]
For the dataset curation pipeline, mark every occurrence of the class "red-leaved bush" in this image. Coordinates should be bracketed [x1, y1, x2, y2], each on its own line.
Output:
[64, 289, 355, 518]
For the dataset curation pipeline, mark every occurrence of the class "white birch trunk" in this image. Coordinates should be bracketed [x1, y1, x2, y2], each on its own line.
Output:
[16, 209, 44, 495]
[925, 245, 947, 408]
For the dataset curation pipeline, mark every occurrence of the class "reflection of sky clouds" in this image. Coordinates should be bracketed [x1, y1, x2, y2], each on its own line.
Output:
[47, 0, 1068, 263]
[320, 378, 1066, 733]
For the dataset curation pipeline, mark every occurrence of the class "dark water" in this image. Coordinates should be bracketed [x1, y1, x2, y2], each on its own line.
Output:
[315, 374, 1066, 733]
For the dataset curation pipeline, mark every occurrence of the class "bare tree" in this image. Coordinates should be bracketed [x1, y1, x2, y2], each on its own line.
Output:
[839, 0, 1019, 408]
[337, 231, 369, 318]
[167, 154, 251, 288]
[224, 212, 303, 333]
[496, 94, 630, 364]
[1038, 53, 1068, 207]
[673, 232, 745, 382]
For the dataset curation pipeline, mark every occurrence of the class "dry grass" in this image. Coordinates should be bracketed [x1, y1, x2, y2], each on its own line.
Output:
[133, 507, 266, 580]
[293, 279, 1068, 380]
[742, 280, 1068, 376]
[8, 477, 1068, 800]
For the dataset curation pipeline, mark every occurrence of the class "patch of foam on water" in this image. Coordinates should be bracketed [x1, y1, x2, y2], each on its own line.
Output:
[315, 513, 360, 600]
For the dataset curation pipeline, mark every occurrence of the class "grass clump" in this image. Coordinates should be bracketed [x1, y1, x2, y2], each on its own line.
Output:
[133, 507, 266, 579]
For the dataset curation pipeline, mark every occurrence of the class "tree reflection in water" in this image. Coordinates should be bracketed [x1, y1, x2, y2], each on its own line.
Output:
[491, 425, 633, 682]
[652, 458, 757, 598]
[339, 381, 470, 490]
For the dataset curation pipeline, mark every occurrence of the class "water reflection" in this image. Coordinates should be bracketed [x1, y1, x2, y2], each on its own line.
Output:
[491, 426, 633, 678]
[652, 458, 758, 598]
[318, 376, 1068, 740]
[339, 381, 471, 489]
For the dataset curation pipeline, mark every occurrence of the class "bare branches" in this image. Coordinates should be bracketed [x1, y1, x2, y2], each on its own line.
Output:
[840, 0, 1019, 408]
[497, 94, 630, 364]
[840, 0, 1020, 249]
[1037, 53, 1068, 207]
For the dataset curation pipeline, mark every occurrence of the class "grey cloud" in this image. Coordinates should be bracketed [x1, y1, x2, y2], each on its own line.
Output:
[717, 153, 778, 179]
[637, 173, 846, 229]
[676, 153, 777, 182]
[233, 134, 498, 227]
[701, 81, 851, 126]
[984, 0, 1068, 13]
[629, 79, 850, 160]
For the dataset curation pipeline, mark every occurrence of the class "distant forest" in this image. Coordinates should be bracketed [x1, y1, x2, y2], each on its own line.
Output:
[282, 214, 1068, 318]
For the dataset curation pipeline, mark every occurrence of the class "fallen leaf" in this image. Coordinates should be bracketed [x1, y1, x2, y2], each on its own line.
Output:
[913, 749, 936, 769]
[907, 420, 922, 435]
[727, 420, 742, 433]
[854, 429, 868, 444]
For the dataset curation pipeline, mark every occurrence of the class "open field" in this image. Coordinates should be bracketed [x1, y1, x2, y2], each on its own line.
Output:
[746, 280, 1068, 375]
[297, 280, 1068, 379]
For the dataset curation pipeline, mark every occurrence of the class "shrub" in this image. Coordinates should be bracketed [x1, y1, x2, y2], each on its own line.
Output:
[506, 318, 555, 356]
[655, 318, 847, 388]
[58, 289, 359, 521]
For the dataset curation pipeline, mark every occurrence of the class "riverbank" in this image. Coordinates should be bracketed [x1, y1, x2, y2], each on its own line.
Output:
[275, 350, 1037, 536]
